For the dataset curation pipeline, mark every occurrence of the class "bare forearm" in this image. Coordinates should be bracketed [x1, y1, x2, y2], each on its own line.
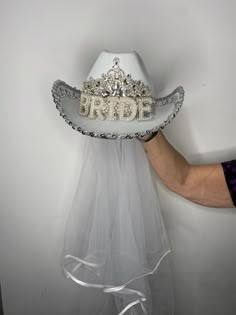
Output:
[142, 131, 235, 208]
[143, 131, 190, 194]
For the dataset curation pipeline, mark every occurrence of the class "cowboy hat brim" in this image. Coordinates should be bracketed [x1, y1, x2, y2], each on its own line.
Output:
[51, 80, 184, 139]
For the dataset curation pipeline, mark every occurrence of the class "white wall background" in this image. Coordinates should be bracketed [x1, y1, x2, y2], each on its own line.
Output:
[1, 0, 236, 314]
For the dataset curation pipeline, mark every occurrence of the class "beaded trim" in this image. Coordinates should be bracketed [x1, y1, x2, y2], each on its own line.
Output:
[51, 80, 184, 140]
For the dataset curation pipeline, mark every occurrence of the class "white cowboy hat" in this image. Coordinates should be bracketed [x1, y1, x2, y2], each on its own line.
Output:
[51, 50, 184, 140]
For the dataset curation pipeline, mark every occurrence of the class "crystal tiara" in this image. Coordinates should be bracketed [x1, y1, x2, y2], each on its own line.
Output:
[79, 58, 153, 121]
[82, 57, 152, 98]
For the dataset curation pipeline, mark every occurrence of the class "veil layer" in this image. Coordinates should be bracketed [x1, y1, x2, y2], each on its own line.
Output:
[61, 137, 173, 314]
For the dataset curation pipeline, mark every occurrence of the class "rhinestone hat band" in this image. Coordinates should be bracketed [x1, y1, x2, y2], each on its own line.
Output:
[79, 58, 154, 121]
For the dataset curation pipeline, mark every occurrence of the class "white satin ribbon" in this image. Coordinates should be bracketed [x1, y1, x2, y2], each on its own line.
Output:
[62, 249, 171, 315]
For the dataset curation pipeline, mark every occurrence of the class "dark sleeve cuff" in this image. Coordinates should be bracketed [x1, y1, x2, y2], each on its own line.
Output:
[221, 159, 236, 207]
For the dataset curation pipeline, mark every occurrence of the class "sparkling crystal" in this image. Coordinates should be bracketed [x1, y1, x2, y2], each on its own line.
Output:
[82, 58, 151, 99]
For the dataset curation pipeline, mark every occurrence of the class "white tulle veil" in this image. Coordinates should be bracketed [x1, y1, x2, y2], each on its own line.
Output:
[61, 137, 175, 314]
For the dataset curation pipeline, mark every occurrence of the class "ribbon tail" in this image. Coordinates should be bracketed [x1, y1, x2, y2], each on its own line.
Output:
[62, 249, 171, 314]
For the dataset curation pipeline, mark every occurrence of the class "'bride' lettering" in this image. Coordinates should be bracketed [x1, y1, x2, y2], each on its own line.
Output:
[79, 92, 152, 121]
